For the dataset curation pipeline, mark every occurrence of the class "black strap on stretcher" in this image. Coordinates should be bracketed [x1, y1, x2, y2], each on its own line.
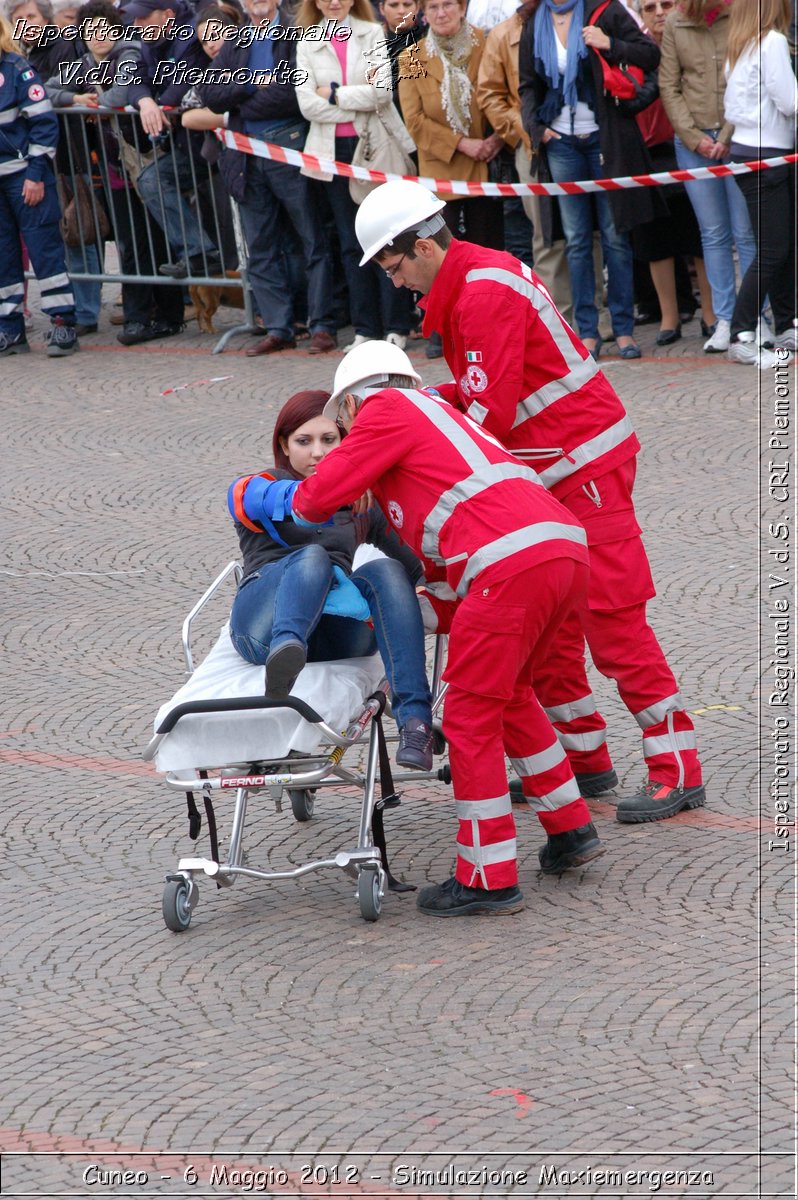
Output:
[185, 770, 223, 888]
[368, 691, 416, 894]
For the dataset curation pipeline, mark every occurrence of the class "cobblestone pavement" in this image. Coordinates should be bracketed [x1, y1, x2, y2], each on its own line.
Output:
[0, 291, 792, 1200]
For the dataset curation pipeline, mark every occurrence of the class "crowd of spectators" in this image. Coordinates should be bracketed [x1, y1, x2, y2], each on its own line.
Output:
[2, 0, 796, 360]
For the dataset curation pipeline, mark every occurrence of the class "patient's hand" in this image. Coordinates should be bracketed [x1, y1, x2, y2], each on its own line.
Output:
[351, 490, 374, 516]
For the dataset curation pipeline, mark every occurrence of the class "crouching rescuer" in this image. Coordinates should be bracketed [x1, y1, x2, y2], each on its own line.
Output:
[253, 340, 607, 917]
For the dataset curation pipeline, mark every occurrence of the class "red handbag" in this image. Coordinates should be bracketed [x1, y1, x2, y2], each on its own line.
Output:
[587, 0, 645, 102]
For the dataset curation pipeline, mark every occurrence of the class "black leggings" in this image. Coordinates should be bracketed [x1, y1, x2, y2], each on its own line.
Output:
[730, 145, 797, 339]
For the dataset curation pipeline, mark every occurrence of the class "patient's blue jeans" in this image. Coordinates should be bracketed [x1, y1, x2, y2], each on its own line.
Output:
[229, 544, 432, 727]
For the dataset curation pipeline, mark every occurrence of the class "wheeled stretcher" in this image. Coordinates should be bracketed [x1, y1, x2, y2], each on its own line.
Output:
[143, 560, 448, 929]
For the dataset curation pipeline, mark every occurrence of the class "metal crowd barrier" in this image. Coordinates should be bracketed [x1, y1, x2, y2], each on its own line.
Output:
[50, 105, 258, 353]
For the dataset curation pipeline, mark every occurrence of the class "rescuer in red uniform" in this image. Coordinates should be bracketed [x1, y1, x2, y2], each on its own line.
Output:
[236, 340, 607, 916]
[353, 181, 705, 825]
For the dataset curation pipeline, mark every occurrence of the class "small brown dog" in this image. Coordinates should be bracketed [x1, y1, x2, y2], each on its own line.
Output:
[189, 269, 247, 334]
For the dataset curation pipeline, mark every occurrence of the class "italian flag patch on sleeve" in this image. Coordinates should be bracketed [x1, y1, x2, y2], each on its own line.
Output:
[465, 350, 482, 363]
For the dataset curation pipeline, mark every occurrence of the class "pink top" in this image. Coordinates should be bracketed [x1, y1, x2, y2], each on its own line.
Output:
[331, 36, 357, 138]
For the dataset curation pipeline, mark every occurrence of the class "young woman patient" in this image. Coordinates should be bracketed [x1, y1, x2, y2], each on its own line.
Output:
[227, 389, 434, 769]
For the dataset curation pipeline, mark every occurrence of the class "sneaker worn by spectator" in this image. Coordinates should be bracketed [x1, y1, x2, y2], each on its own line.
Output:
[728, 331, 776, 367]
[45, 318, 79, 357]
[159, 253, 223, 280]
[74, 323, 98, 336]
[343, 334, 375, 353]
[0, 331, 30, 356]
[616, 779, 706, 823]
[117, 319, 184, 346]
[703, 317, 731, 352]
[386, 331, 407, 349]
[416, 875, 525, 917]
[246, 334, 297, 357]
[755, 316, 774, 347]
[396, 718, 433, 770]
[538, 821, 605, 874]
[775, 325, 798, 352]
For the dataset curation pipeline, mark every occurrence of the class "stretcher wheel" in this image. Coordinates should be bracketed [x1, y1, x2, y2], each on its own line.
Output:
[357, 867, 381, 922]
[289, 788, 315, 822]
[162, 879, 192, 932]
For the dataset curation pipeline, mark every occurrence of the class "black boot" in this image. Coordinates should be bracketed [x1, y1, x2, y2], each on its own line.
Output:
[538, 822, 605, 874]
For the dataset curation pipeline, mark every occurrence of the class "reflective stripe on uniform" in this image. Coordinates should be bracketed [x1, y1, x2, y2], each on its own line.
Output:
[466, 399, 489, 425]
[0, 159, 26, 176]
[463, 266, 600, 422]
[456, 521, 586, 596]
[39, 273, 70, 291]
[26, 142, 55, 157]
[535, 415, 636, 488]
[0, 107, 19, 125]
[557, 728, 608, 752]
[633, 693, 684, 729]
[509, 741, 566, 778]
[457, 837, 517, 868]
[455, 794, 512, 821]
[643, 729, 697, 757]
[544, 693, 598, 722]
[533, 778, 582, 811]
[422, 460, 539, 562]
[40, 293, 73, 309]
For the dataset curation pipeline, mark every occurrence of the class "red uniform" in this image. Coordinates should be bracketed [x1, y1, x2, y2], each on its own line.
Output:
[422, 239, 702, 793]
[295, 385, 593, 889]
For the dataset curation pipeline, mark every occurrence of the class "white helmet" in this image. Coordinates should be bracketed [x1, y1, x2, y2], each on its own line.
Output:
[356, 180, 447, 266]
[323, 340, 422, 419]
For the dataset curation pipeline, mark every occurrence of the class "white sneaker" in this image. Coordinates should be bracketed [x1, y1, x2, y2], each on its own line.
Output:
[704, 317, 731, 353]
[343, 334, 374, 353]
[385, 331, 407, 350]
[728, 332, 776, 368]
[775, 325, 798, 352]
[755, 316, 774, 347]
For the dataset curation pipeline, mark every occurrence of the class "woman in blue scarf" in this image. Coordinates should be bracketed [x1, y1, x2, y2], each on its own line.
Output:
[518, 0, 663, 359]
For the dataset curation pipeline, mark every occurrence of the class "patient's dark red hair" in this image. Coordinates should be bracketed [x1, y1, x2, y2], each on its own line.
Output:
[272, 390, 338, 473]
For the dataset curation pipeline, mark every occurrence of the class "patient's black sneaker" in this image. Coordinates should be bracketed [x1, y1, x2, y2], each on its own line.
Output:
[417, 876, 525, 917]
[396, 718, 433, 770]
[264, 640, 306, 700]
[538, 822, 605, 874]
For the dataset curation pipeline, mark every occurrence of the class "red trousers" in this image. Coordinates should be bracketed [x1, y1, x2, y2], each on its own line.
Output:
[443, 558, 593, 890]
[533, 460, 702, 789]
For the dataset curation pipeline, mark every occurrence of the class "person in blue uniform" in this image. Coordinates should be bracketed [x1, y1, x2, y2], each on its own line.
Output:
[0, 14, 78, 356]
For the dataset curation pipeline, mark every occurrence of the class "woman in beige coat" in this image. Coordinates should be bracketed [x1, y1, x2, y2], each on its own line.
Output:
[296, 0, 417, 350]
[398, 0, 504, 251]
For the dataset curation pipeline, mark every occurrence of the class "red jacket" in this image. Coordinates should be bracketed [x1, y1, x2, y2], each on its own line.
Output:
[421, 239, 640, 497]
[295, 387, 589, 606]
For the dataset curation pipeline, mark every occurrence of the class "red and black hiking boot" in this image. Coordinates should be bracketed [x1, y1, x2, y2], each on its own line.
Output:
[616, 780, 706, 823]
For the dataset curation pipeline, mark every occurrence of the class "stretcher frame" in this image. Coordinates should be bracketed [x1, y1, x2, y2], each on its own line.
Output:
[143, 561, 448, 928]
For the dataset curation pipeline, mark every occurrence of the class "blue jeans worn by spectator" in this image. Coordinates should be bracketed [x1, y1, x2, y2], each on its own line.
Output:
[229, 544, 432, 728]
[136, 147, 217, 262]
[674, 135, 756, 323]
[545, 130, 634, 340]
[65, 240, 101, 326]
[238, 157, 335, 342]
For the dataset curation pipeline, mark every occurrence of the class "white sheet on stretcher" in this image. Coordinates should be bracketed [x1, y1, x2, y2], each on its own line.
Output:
[152, 624, 385, 773]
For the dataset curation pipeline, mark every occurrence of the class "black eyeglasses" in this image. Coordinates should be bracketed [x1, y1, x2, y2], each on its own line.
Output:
[383, 252, 407, 280]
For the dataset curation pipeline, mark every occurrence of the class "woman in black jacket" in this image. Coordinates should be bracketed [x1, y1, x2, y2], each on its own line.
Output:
[518, 0, 663, 358]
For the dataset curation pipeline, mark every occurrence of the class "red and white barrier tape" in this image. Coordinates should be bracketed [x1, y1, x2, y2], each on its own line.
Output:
[213, 126, 798, 196]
